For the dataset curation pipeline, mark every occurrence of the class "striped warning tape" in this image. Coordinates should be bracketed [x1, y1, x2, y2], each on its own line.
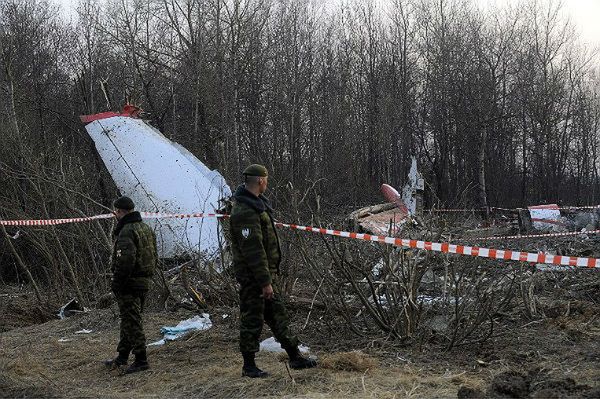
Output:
[554, 205, 600, 210]
[1, 212, 598, 268]
[427, 208, 487, 213]
[493, 205, 600, 211]
[466, 229, 600, 241]
[489, 206, 518, 212]
[14, 206, 592, 223]
[275, 222, 600, 268]
[0, 212, 228, 226]
[0, 214, 114, 226]
[428, 205, 600, 212]
[141, 212, 228, 219]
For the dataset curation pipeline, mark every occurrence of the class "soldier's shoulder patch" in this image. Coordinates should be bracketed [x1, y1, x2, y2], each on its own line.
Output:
[241, 227, 251, 239]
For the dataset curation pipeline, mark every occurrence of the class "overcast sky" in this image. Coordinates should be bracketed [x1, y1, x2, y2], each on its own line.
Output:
[477, 0, 600, 47]
[57, 0, 599, 47]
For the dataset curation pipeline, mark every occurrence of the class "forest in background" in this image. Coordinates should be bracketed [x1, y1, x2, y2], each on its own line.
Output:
[0, 0, 598, 299]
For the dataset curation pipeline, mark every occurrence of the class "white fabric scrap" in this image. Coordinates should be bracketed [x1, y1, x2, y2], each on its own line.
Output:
[259, 337, 309, 354]
[148, 314, 212, 346]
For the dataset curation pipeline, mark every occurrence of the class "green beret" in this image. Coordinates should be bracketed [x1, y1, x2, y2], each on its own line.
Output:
[113, 196, 135, 210]
[243, 164, 268, 177]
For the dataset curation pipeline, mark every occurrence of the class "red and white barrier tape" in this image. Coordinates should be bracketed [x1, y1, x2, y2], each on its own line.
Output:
[140, 212, 228, 220]
[427, 208, 486, 213]
[0, 214, 114, 226]
[276, 222, 600, 268]
[492, 205, 600, 212]
[428, 205, 600, 213]
[554, 205, 600, 210]
[467, 229, 600, 241]
[0, 212, 228, 226]
[2, 212, 598, 268]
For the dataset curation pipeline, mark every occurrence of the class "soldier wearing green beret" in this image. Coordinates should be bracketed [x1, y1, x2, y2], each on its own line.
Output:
[103, 196, 157, 374]
[229, 164, 317, 378]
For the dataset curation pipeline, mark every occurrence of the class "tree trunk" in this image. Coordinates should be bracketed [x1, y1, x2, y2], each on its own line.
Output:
[478, 126, 489, 214]
[1, 224, 43, 305]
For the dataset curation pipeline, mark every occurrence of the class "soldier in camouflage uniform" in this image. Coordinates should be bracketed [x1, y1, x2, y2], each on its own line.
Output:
[230, 164, 317, 378]
[103, 196, 157, 374]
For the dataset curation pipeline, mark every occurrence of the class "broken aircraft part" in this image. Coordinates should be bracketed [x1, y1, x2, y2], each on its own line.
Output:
[527, 204, 566, 232]
[402, 157, 424, 215]
[381, 184, 409, 214]
[82, 109, 231, 257]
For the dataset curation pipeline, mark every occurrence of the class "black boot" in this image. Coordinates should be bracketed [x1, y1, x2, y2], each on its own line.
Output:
[286, 347, 317, 370]
[241, 352, 269, 378]
[125, 350, 149, 374]
[103, 351, 129, 369]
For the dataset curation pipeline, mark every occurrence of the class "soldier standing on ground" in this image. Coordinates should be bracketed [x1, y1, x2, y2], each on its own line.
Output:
[229, 164, 317, 378]
[104, 196, 157, 374]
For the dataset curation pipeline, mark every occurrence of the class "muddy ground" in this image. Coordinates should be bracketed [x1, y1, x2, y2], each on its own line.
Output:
[2, 282, 600, 399]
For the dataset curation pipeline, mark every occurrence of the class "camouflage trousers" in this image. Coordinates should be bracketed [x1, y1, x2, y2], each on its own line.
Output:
[116, 292, 147, 356]
[238, 279, 299, 353]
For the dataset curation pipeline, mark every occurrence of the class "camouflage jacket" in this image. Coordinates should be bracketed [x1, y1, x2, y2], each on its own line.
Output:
[111, 211, 158, 294]
[229, 185, 281, 286]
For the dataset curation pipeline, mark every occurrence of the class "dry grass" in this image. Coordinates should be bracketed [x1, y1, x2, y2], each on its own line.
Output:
[3, 284, 600, 399]
[320, 351, 378, 372]
[0, 307, 476, 398]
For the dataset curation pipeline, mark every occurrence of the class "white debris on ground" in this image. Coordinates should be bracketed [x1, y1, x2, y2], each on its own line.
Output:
[579, 227, 592, 240]
[259, 337, 310, 354]
[371, 259, 385, 278]
[148, 314, 212, 346]
[84, 116, 231, 257]
[57, 298, 86, 320]
[418, 295, 458, 305]
[74, 329, 92, 334]
[528, 204, 565, 232]
[535, 264, 574, 271]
